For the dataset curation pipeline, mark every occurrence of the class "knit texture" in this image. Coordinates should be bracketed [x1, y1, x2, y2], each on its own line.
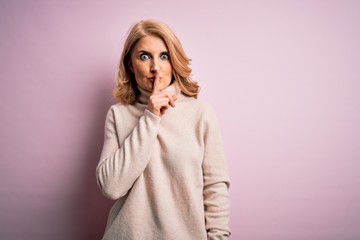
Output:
[96, 83, 231, 240]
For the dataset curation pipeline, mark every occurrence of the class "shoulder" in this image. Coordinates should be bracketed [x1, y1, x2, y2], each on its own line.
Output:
[106, 102, 141, 115]
[105, 103, 121, 117]
[107, 102, 128, 112]
[179, 94, 218, 121]
[104, 103, 132, 121]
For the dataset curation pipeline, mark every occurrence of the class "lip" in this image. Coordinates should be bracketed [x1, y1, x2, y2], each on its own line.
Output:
[148, 77, 157, 82]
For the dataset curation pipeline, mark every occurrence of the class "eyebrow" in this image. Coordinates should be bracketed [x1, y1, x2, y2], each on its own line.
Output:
[136, 50, 169, 55]
[137, 50, 150, 54]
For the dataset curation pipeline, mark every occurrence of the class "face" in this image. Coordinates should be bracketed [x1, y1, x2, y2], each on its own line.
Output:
[130, 35, 173, 92]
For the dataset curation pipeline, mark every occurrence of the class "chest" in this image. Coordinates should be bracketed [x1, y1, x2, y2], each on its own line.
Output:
[116, 106, 205, 169]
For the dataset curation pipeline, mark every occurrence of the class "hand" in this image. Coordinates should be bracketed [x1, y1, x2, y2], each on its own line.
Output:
[147, 72, 177, 116]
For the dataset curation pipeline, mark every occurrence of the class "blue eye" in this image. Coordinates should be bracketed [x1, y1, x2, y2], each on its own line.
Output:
[140, 53, 150, 61]
[160, 53, 169, 60]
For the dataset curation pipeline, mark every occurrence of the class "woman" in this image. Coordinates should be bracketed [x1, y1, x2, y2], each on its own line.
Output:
[96, 19, 230, 239]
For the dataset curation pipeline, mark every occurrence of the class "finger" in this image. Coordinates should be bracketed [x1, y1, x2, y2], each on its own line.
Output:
[154, 92, 176, 108]
[150, 97, 169, 109]
[161, 92, 176, 108]
[152, 72, 160, 94]
[160, 105, 169, 115]
[169, 94, 177, 107]
[168, 95, 176, 108]
[158, 97, 173, 108]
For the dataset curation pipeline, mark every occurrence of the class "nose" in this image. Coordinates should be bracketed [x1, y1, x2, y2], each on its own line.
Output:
[151, 59, 160, 73]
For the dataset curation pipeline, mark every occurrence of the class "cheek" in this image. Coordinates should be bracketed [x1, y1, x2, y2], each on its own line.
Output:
[164, 64, 173, 76]
[133, 63, 148, 78]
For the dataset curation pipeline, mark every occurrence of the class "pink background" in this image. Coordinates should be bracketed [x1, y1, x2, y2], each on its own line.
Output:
[1, 1, 360, 239]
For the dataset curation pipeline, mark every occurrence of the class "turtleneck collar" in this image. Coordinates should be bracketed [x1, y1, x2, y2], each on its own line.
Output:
[136, 82, 180, 105]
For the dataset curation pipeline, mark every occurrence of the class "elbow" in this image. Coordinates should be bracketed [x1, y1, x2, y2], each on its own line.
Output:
[97, 178, 127, 200]
[101, 188, 124, 201]
[96, 161, 129, 200]
[96, 170, 127, 200]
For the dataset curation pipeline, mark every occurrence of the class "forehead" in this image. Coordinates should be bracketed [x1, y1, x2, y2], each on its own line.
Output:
[134, 35, 168, 52]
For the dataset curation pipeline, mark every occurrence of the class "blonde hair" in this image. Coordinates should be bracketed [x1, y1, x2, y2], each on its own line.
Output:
[114, 19, 200, 104]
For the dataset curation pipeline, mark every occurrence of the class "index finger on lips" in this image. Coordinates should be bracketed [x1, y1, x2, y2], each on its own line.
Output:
[152, 72, 160, 94]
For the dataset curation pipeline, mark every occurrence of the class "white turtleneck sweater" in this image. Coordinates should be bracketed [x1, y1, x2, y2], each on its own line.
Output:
[96, 83, 230, 240]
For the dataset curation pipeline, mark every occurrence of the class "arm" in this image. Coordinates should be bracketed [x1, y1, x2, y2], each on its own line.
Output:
[97, 74, 177, 200]
[96, 106, 161, 200]
[202, 106, 231, 239]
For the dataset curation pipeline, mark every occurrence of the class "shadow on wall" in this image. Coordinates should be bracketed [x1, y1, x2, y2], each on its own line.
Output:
[73, 75, 115, 240]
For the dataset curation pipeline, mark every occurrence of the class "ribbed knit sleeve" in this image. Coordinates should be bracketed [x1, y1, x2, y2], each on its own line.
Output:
[202, 105, 231, 239]
[96, 106, 161, 200]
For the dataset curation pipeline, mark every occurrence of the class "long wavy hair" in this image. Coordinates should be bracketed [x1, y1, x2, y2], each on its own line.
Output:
[114, 19, 200, 104]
